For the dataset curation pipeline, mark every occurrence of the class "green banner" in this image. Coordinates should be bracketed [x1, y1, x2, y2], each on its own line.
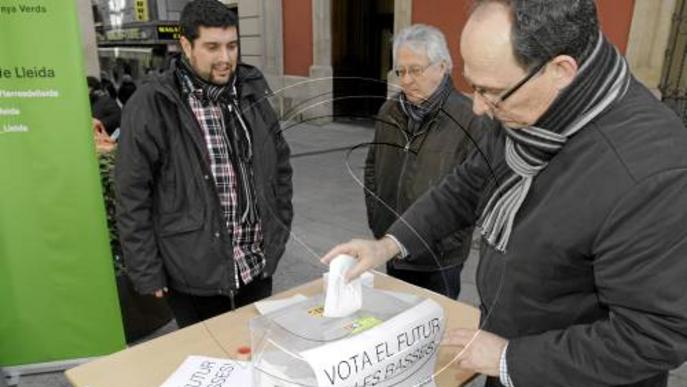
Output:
[0, 1, 125, 366]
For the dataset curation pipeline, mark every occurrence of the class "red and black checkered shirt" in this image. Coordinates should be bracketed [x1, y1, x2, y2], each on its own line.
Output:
[186, 90, 266, 288]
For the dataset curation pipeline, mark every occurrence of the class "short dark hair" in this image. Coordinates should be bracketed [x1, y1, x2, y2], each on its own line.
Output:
[180, 0, 238, 44]
[86, 76, 101, 90]
[473, 0, 599, 69]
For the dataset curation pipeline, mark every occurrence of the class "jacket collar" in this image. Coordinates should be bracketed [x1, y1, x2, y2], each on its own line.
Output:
[385, 88, 461, 133]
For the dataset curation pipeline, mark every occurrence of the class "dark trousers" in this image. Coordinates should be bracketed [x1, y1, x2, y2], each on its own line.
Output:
[166, 276, 273, 328]
[386, 262, 463, 299]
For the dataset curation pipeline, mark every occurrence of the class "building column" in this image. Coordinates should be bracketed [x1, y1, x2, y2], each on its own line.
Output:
[260, 0, 284, 113]
[387, 0, 412, 97]
[262, 0, 283, 77]
[235, 0, 286, 115]
[394, 0, 413, 36]
[306, 0, 333, 123]
[76, 0, 100, 77]
[237, 0, 263, 68]
[626, 0, 677, 97]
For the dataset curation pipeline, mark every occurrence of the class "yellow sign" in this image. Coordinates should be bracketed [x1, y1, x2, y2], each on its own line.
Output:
[345, 316, 382, 334]
[157, 25, 181, 40]
[135, 0, 148, 22]
[307, 306, 325, 318]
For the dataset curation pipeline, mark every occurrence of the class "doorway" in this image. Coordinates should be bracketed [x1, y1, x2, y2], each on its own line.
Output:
[331, 0, 394, 121]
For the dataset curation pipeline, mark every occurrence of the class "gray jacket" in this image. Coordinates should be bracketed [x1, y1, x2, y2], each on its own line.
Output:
[365, 89, 487, 270]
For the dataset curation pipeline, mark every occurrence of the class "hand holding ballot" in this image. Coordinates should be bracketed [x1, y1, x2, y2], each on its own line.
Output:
[321, 236, 400, 282]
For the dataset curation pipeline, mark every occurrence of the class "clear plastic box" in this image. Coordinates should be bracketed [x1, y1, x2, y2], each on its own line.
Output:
[250, 287, 445, 387]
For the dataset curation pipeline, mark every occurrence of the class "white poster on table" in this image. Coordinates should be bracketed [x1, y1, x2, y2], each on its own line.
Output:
[300, 299, 444, 387]
[159, 356, 251, 387]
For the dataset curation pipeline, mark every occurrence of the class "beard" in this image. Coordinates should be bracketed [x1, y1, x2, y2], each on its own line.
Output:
[208, 66, 233, 85]
[189, 57, 234, 86]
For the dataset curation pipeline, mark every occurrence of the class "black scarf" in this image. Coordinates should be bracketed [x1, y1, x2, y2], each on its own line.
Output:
[400, 74, 453, 132]
[479, 33, 632, 252]
[176, 57, 259, 224]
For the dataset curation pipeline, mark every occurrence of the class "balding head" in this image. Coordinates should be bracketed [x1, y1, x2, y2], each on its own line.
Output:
[460, 2, 522, 95]
[468, 0, 599, 69]
[461, 1, 512, 64]
[459, 0, 590, 128]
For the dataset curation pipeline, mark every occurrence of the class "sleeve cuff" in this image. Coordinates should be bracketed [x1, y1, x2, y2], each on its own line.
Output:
[384, 234, 408, 259]
[499, 343, 515, 387]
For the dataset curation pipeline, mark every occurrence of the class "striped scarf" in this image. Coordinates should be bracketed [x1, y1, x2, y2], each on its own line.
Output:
[176, 57, 259, 225]
[400, 74, 453, 131]
[479, 33, 632, 252]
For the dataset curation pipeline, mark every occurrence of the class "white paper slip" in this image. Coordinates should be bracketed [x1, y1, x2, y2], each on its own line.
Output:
[159, 356, 251, 387]
[323, 271, 374, 291]
[324, 254, 362, 318]
[254, 294, 308, 315]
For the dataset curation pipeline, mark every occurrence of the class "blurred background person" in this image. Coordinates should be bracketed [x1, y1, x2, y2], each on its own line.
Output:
[116, 74, 137, 107]
[87, 76, 121, 136]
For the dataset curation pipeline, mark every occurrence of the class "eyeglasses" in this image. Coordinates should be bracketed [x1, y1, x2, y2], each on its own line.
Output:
[473, 60, 548, 109]
[393, 62, 436, 79]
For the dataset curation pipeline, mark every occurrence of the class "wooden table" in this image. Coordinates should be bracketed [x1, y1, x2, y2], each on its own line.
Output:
[66, 273, 480, 386]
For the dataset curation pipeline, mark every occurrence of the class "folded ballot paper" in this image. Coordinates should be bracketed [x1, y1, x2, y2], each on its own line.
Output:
[324, 255, 362, 318]
[249, 262, 445, 387]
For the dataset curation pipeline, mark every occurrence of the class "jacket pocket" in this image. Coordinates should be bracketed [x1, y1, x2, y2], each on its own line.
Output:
[156, 182, 178, 214]
[157, 208, 204, 237]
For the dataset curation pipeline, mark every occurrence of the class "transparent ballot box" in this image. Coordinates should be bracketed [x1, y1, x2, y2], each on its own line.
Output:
[250, 287, 445, 386]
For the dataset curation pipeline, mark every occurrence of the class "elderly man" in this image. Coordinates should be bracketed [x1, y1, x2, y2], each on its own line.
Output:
[324, 1, 687, 386]
[365, 24, 485, 299]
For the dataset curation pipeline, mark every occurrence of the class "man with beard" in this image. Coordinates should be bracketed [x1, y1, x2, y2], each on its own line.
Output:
[116, 0, 293, 328]
[323, 0, 687, 385]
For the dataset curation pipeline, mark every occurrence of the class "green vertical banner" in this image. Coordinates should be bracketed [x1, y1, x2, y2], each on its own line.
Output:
[0, 1, 125, 366]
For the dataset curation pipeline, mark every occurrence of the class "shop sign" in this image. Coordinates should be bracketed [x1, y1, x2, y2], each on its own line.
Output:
[157, 24, 181, 41]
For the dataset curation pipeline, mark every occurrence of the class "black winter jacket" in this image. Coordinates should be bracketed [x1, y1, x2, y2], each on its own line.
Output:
[389, 79, 687, 386]
[115, 63, 293, 297]
[365, 90, 487, 270]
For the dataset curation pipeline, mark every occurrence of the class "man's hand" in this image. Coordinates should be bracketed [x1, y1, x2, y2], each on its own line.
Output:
[93, 118, 116, 153]
[153, 287, 168, 298]
[321, 236, 400, 282]
[442, 329, 508, 377]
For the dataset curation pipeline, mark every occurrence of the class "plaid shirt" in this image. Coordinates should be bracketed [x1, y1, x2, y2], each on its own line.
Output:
[186, 89, 266, 288]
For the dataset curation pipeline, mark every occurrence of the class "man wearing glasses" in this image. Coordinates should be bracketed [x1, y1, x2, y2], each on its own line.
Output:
[325, 1, 687, 386]
[364, 24, 487, 300]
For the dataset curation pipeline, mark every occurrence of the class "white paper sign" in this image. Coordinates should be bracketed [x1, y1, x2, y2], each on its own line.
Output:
[159, 356, 251, 387]
[301, 299, 444, 387]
